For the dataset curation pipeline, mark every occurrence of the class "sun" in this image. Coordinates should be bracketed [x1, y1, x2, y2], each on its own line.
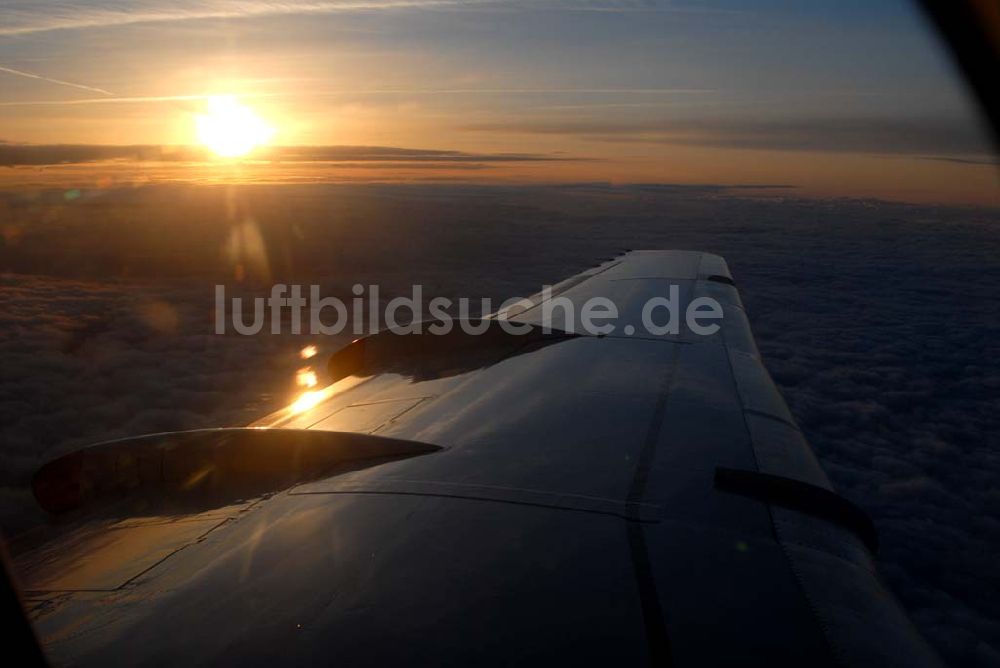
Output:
[196, 96, 274, 158]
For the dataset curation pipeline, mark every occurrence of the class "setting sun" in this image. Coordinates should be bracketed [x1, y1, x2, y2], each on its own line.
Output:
[195, 96, 273, 158]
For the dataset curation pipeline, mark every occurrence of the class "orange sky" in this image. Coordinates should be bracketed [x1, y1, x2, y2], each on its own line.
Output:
[0, 1, 997, 205]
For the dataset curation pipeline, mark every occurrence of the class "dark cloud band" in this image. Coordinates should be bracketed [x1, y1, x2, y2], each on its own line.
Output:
[0, 142, 562, 166]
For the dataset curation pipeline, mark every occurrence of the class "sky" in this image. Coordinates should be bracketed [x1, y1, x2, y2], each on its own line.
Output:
[0, 0, 997, 203]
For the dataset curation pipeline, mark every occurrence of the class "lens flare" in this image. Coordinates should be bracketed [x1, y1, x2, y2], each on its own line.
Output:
[296, 367, 318, 388]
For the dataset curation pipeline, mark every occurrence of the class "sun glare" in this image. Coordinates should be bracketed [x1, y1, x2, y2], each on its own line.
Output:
[196, 96, 273, 158]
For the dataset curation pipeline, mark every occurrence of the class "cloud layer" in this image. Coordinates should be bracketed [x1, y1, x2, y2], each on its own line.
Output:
[0, 142, 560, 166]
[1, 182, 999, 665]
[1, 0, 667, 36]
[466, 115, 996, 158]
[0, 0, 489, 36]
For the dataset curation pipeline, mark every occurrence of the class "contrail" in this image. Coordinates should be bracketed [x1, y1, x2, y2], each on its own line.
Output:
[0, 65, 114, 96]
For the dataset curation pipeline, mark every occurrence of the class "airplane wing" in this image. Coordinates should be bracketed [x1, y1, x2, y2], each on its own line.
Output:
[11, 251, 939, 666]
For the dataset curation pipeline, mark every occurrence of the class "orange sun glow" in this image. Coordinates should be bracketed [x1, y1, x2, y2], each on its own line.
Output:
[195, 96, 274, 158]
